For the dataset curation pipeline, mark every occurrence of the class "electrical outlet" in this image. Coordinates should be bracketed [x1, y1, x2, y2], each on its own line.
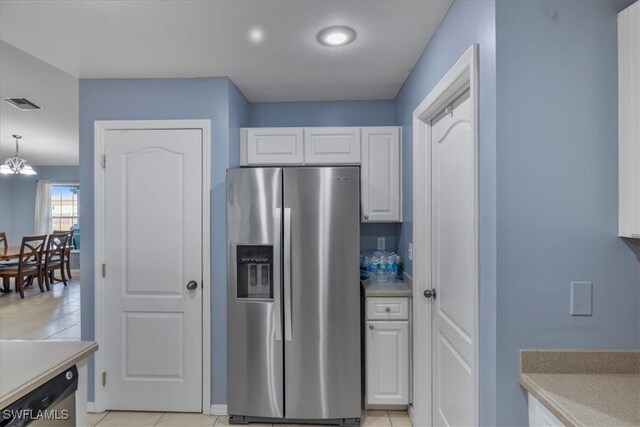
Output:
[408, 242, 413, 261]
[377, 237, 386, 251]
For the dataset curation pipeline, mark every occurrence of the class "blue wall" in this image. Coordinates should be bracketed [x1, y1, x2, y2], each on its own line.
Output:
[0, 178, 9, 235]
[495, 1, 639, 425]
[393, 1, 498, 424]
[0, 166, 79, 245]
[248, 99, 399, 252]
[79, 77, 247, 404]
[250, 100, 396, 128]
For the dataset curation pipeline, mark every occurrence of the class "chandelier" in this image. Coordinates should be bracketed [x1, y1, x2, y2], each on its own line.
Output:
[0, 135, 37, 175]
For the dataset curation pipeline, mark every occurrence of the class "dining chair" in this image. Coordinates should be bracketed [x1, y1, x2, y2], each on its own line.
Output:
[43, 233, 69, 290]
[0, 232, 7, 249]
[64, 229, 74, 280]
[0, 235, 47, 298]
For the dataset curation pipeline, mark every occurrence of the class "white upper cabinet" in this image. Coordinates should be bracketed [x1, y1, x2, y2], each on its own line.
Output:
[361, 127, 402, 222]
[243, 127, 304, 165]
[240, 126, 402, 223]
[619, 2, 640, 239]
[304, 127, 361, 164]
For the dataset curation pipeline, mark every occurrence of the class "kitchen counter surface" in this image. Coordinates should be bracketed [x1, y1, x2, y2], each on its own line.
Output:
[0, 340, 98, 408]
[519, 349, 640, 427]
[362, 279, 412, 297]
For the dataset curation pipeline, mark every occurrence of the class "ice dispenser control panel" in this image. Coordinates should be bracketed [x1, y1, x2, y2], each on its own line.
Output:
[236, 245, 273, 300]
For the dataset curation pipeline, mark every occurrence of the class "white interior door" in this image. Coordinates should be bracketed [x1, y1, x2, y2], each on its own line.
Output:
[430, 89, 477, 426]
[104, 128, 203, 412]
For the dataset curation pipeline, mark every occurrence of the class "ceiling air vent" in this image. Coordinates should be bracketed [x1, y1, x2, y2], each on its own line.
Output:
[2, 97, 42, 111]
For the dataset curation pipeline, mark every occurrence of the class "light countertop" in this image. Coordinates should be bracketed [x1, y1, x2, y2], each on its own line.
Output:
[361, 278, 412, 297]
[0, 340, 98, 408]
[519, 349, 640, 427]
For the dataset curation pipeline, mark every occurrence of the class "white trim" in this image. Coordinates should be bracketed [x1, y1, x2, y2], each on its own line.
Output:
[210, 404, 228, 416]
[411, 44, 479, 427]
[93, 119, 212, 414]
[86, 402, 96, 413]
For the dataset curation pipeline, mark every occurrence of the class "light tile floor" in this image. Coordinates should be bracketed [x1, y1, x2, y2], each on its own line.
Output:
[88, 411, 412, 427]
[0, 274, 81, 341]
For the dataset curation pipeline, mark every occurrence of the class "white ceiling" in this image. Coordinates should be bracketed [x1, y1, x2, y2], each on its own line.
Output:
[0, 41, 79, 166]
[0, 0, 451, 166]
[0, 0, 452, 102]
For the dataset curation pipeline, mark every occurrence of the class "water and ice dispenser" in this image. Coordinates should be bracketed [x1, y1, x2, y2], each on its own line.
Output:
[236, 245, 273, 300]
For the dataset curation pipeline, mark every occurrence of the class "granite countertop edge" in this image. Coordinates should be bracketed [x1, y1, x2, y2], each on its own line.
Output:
[0, 341, 98, 408]
[519, 373, 581, 427]
[361, 279, 412, 297]
[518, 349, 640, 427]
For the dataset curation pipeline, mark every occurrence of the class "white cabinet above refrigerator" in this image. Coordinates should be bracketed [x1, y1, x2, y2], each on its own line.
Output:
[240, 126, 403, 223]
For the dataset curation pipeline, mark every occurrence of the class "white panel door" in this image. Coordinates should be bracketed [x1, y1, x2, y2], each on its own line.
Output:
[304, 127, 361, 164]
[104, 128, 202, 412]
[361, 127, 401, 222]
[366, 321, 409, 405]
[430, 90, 476, 426]
[246, 128, 304, 165]
[618, 2, 640, 238]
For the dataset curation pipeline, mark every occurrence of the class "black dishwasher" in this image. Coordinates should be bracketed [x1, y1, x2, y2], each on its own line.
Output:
[1, 366, 78, 427]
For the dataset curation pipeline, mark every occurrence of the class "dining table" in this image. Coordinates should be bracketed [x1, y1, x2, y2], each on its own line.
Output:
[0, 246, 21, 293]
[0, 246, 21, 262]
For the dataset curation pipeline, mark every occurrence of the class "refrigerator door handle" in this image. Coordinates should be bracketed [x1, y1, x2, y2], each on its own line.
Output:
[283, 207, 293, 342]
[273, 207, 282, 342]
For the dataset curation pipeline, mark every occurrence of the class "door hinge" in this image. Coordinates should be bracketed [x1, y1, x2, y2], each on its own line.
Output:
[101, 154, 106, 169]
[101, 263, 106, 277]
[102, 371, 107, 387]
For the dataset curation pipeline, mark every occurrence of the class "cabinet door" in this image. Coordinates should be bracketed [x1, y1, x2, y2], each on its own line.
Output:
[618, 2, 640, 238]
[246, 128, 304, 165]
[361, 127, 401, 222]
[304, 127, 361, 164]
[366, 321, 409, 405]
[528, 394, 564, 427]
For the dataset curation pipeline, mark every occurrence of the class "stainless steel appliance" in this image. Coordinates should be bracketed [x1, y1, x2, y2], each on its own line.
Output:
[1, 366, 77, 426]
[227, 167, 361, 426]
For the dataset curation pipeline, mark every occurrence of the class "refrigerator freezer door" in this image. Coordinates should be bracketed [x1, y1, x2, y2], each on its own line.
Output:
[283, 167, 361, 420]
[227, 168, 284, 418]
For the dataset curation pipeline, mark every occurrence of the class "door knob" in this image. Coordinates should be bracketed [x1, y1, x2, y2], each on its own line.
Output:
[186, 280, 198, 291]
[423, 289, 436, 299]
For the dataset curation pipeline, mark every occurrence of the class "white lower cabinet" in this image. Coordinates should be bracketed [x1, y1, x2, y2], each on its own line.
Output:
[365, 296, 409, 407]
[528, 394, 564, 427]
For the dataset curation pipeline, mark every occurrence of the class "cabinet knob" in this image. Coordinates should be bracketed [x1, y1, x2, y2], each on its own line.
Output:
[369, 325, 374, 330]
[364, 215, 369, 220]
[385, 307, 391, 312]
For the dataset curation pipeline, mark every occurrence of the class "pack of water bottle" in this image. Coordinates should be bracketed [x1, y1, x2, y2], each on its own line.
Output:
[360, 251, 403, 283]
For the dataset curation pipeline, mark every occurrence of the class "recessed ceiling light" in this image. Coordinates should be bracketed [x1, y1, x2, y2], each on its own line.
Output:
[316, 26, 356, 47]
[249, 27, 264, 43]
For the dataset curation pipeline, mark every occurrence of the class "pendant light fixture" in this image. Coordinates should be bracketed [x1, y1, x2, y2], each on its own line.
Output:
[0, 135, 37, 175]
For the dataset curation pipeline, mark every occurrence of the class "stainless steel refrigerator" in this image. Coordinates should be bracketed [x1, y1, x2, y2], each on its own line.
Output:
[227, 167, 361, 426]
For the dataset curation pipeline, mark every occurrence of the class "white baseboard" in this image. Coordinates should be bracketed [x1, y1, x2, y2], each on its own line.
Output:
[88, 401, 226, 416]
[210, 404, 228, 416]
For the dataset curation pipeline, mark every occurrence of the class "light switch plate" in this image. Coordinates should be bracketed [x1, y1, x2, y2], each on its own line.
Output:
[571, 281, 592, 316]
[377, 237, 386, 251]
[408, 242, 413, 261]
